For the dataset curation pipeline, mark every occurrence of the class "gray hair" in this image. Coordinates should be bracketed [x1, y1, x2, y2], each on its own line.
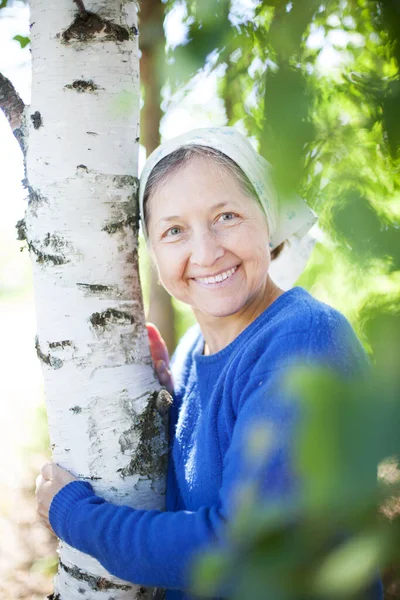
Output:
[142, 145, 285, 259]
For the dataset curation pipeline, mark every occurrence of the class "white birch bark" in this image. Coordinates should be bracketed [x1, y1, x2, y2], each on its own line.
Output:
[25, 2, 169, 598]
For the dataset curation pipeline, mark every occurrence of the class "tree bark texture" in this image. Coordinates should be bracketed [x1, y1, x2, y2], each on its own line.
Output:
[25, 2, 168, 598]
[139, 0, 176, 353]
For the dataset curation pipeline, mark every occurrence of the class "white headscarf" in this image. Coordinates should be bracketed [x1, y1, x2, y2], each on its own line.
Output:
[139, 127, 318, 288]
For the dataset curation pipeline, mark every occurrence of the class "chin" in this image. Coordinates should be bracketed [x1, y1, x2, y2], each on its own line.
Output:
[195, 301, 245, 319]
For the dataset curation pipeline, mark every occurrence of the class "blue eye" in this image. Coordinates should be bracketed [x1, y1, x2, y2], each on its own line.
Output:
[219, 212, 237, 221]
[166, 227, 182, 237]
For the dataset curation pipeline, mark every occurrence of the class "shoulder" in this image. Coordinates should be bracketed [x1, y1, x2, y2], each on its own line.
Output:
[296, 289, 369, 375]
[232, 287, 368, 385]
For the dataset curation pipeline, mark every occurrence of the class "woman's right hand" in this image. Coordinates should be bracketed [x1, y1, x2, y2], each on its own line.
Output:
[146, 323, 174, 395]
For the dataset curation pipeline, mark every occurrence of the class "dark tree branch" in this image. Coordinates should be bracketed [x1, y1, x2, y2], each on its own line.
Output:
[73, 0, 87, 15]
[0, 71, 24, 131]
[0, 71, 25, 156]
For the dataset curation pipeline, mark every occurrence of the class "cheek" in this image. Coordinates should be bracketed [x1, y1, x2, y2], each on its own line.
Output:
[227, 225, 270, 265]
[153, 247, 187, 289]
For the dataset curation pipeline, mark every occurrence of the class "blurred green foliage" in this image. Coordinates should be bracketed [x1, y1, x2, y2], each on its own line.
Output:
[156, 0, 400, 597]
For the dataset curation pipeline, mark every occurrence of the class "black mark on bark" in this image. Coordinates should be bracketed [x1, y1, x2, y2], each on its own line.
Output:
[65, 80, 101, 93]
[77, 164, 88, 172]
[113, 174, 139, 189]
[29, 232, 72, 266]
[117, 391, 169, 479]
[47, 594, 61, 600]
[28, 241, 68, 266]
[103, 178, 140, 234]
[89, 308, 134, 328]
[16, 218, 27, 242]
[102, 214, 137, 234]
[28, 185, 47, 214]
[31, 111, 43, 129]
[43, 232, 67, 251]
[76, 283, 116, 297]
[49, 340, 73, 349]
[35, 337, 63, 370]
[59, 561, 131, 591]
[126, 248, 139, 264]
[69, 406, 82, 414]
[61, 12, 131, 44]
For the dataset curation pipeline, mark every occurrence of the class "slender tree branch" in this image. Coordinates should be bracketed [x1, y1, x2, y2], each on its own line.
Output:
[73, 0, 86, 15]
[0, 71, 24, 132]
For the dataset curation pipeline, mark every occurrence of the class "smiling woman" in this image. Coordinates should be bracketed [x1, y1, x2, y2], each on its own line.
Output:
[145, 153, 275, 341]
[36, 127, 383, 600]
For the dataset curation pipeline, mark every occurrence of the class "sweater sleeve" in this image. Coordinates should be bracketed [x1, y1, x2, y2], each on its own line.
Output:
[49, 373, 297, 591]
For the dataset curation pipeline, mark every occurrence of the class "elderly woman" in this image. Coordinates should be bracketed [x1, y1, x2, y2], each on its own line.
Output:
[36, 128, 383, 599]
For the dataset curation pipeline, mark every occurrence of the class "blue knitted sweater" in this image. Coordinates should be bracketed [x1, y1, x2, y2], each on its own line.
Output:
[49, 287, 383, 599]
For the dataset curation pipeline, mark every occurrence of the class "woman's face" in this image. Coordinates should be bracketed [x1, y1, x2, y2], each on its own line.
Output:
[147, 157, 271, 319]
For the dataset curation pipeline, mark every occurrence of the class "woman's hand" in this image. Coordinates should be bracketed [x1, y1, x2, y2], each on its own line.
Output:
[146, 323, 174, 395]
[36, 462, 77, 532]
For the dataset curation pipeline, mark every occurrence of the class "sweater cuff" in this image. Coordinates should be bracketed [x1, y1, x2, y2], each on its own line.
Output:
[49, 480, 94, 542]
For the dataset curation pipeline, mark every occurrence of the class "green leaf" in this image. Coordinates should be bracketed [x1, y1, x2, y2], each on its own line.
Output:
[13, 35, 30, 49]
[0, 0, 8, 8]
[311, 530, 388, 597]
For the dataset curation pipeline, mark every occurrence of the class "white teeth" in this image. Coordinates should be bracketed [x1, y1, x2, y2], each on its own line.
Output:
[195, 266, 237, 285]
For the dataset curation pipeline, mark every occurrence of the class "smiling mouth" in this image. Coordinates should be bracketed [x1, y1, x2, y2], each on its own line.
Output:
[193, 266, 239, 285]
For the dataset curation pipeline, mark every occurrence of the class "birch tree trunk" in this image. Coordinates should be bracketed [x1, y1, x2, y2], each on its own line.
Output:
[24, 2, 169, 598]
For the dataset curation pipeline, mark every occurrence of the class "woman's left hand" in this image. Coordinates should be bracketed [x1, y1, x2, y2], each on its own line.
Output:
[36, 462, 77, 532]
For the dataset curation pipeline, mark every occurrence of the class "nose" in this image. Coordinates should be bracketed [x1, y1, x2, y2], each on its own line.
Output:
[189, 228, 224, 268]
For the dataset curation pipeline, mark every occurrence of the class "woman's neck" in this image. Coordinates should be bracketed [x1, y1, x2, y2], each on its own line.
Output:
[194, 277, 283, 355]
